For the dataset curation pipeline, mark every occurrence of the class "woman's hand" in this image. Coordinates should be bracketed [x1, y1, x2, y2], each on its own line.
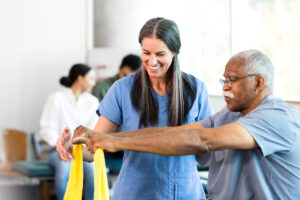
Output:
[56, 127, 73, 162]
[86, 133, 118, 153]
[72, 125, 94, 144]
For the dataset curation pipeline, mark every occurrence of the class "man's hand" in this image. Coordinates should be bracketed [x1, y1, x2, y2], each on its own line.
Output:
[72, 125, 94, 144]
[56, 127, 73, 162]
[86, 132, 118, 153]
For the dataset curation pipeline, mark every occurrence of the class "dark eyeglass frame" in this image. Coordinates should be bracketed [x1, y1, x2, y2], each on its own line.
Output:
[219, 74, 259, 88]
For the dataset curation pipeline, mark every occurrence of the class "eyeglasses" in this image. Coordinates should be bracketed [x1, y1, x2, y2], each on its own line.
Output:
[219, 74, 259, 88]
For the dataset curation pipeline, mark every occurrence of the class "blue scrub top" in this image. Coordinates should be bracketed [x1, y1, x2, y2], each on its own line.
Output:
[97, 73, 212, 200]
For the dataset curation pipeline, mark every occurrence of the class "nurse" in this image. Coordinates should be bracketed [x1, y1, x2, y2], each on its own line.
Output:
[57, 17, 212, 200]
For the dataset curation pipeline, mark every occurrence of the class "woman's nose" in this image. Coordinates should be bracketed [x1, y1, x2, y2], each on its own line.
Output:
[149, 55, 157, 66]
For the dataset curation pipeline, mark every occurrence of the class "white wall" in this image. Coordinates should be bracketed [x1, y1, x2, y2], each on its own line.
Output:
[93, 0, 216, 80]
[88, 48, 140, 80]
[0, 0, 89, 133]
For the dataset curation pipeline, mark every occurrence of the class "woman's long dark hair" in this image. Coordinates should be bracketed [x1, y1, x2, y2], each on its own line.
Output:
[60, 63, 91, 87]
[131, 17, 196, 127]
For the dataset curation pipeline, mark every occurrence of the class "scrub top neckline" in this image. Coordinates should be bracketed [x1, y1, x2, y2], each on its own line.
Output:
[156, 93, 168, 98]
[151, 88, 169, 98]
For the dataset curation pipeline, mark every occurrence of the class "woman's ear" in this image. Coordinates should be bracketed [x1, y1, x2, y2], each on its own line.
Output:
[77, 75, 83, 82]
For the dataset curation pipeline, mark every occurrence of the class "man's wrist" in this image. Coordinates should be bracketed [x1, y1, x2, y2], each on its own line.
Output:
[88, 129, 94, 136]
[113, 137, 127, 152]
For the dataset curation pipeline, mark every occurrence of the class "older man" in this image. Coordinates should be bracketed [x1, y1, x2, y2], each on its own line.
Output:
[62, 49, 300, 199]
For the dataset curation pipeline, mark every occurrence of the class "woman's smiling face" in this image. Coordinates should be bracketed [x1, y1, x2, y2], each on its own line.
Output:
[141, 36, 175, 80]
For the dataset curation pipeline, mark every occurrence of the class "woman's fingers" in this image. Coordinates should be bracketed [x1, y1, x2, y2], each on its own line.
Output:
[59, 151, 69, 161]
[57, 145, 70, 161]
[57, 143, 73, 161]
[56, 137, 64, 153]
[63, 127, 70, 140]
[55, 127, 73, 162]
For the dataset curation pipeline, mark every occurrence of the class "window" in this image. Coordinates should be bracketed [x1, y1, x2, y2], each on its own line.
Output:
[231, 0, 300, 100]
[181, 0, 300, 100]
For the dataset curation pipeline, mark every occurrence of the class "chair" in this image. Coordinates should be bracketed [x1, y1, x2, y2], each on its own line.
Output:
[0, 129, 27, 165]
[0, 129, 40, 199]
[12, 132, 55, 200]
[0, 129, 55, 200]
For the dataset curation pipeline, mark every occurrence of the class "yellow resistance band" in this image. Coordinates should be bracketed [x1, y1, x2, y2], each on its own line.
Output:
[64, 144, 83, 200]
[94, 148, 109, 200]
[64, 144, 110, 200]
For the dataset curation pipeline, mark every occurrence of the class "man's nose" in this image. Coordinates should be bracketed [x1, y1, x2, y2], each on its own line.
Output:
[222, 82, 231, 91]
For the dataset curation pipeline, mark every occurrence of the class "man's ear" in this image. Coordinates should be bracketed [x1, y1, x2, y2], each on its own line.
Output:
[256, 76, 265, 91]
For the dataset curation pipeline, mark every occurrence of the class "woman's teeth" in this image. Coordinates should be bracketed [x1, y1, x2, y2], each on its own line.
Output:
[150, 65, 161, 70]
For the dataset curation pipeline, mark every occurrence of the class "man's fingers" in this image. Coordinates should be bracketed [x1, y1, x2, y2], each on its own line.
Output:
[72, 137, 88, 144]
[86, 142, 94, 153]
[92, 146, 97, 154]
[86, 144, 92, 153]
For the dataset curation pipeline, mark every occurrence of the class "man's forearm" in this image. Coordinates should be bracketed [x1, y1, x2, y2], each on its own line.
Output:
[114, 127, 210, 156]
[109, 127, 171, 137]
[108, 121, 203, 137]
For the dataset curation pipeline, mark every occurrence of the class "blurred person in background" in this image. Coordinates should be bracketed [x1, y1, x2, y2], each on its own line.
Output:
[40, 63, 99, 200]
[92, 54, 142, 102]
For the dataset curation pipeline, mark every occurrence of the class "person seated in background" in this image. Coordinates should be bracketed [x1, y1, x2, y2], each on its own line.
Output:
[73, 49, 300, 200]
[92, 54, 142, 102]
[39, 63, 99, 200]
